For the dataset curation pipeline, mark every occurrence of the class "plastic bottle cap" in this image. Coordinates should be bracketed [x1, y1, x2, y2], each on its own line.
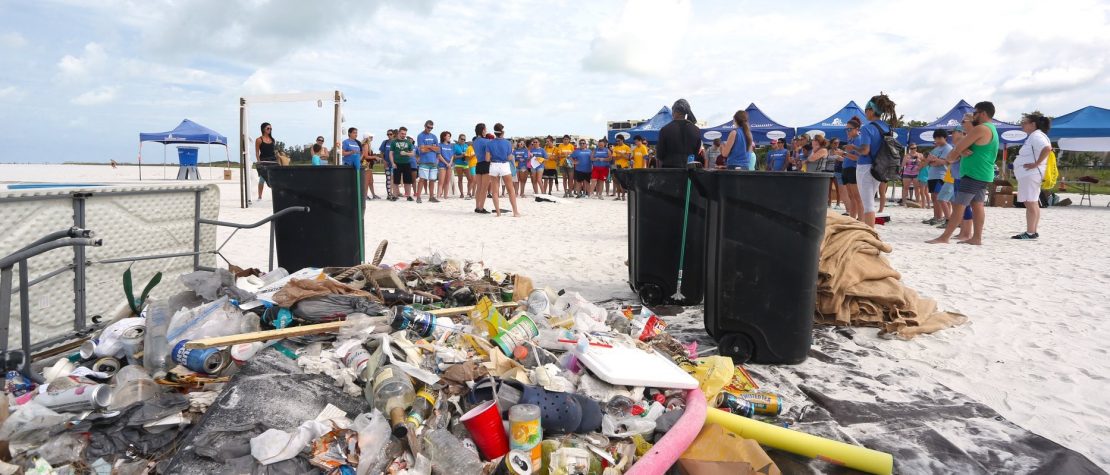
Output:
[513, 345, 529, 360]
[630, 405, 644, 416]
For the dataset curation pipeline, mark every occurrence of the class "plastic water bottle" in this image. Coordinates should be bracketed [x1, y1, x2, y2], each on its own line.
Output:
[422, 429, 484, 475]
[142, 299, 170, 377]
[259, 267, 289, 285]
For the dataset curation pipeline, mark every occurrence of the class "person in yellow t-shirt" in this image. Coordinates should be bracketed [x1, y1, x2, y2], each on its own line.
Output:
[542, 136, 559, 195]
[465, 141, 477, 198]
[631, 135, 649, 169]
[556, 135, 576, 197]
[611, 135, 633, 200]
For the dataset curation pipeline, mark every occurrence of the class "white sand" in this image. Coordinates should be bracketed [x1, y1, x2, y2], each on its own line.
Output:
[4, 163, 1109, 469]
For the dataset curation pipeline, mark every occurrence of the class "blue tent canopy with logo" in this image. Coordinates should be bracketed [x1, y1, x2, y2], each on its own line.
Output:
[700, 103, 795, 146]
[608, 106, 672, 144]
[797, 101, 867, 142]
[138, 119, 230, 180]
[1049, 105, 1110, 152]
[908, 100, 1026, 146]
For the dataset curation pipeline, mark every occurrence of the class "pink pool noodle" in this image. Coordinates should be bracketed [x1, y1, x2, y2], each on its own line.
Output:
[625, 388, 706, 475]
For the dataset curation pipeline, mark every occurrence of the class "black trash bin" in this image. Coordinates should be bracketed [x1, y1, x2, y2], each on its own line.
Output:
[691, 169, 829, 364]
[265, 166, 365, 271]
[613, 168, 705, 306]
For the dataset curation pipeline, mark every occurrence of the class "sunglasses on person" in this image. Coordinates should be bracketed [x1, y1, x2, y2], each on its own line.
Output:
[316, 138, 325, 143]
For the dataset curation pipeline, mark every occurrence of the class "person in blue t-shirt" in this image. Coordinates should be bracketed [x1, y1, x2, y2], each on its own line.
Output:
[452, 134, 470, 199]
[842, 117, 864, 220]
[341, 127, 362, 168]
[437, 131, 455, 201]
[485, 123, 520, 217]
[590, 138, 612, 199]
[379, 130, 395, 200]
[570, 139, 593, 198]
[766, 139, 789, 171]
[528, 138, 547, 196]
[414, 120, 439, 203]
[472, 124, 493, 213]
[512, 140, 531, 198]
[721, 110, 754, 170]
[854, 94, 897, 227]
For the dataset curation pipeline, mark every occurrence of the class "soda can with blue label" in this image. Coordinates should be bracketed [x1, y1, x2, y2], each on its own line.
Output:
[172, 340, 228, 375]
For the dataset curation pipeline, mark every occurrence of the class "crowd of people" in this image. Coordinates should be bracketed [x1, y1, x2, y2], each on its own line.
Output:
[254, 95, 1054, 240]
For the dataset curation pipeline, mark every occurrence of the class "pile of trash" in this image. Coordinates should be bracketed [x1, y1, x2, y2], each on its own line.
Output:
[0, 247, 891, 475]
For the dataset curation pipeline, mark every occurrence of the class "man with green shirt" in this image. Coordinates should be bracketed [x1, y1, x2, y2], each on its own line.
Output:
[927, 101, 999, 246]
[389, 126, 416, 201]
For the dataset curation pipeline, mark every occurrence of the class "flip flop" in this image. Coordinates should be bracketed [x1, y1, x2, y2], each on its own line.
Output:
[572, 393, 603, 433]
[505, 380, 583, 435]
[464, 376, 498, 409]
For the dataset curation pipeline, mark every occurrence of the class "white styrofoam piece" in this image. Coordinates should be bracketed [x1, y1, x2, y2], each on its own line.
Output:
[577, 340, 699, 389]
[0, 183, 219, 348]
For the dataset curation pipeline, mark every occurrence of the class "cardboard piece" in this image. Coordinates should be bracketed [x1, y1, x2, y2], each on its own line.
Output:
[677, 424, 780, 475]
[512, 275, 534, 302]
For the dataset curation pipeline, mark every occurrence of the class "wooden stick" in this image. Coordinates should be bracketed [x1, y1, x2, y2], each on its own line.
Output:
[184, 321, 350, 349]
[184, 302, 519, 349]
[429, 301, 517, 316]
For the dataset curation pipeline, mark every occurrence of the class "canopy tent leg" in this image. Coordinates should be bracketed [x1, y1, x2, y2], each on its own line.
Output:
[163, 144, 167, 180]
[137, 142, 143, 181]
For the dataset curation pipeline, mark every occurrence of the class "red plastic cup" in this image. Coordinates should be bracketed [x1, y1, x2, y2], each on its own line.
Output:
[460, 399, 510, 460]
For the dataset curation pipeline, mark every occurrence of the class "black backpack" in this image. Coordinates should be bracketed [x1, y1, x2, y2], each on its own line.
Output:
[869, 122, 904, 182]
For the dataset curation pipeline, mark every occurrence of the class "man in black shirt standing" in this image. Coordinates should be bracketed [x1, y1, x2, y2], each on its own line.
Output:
[656, 99, 703, 168]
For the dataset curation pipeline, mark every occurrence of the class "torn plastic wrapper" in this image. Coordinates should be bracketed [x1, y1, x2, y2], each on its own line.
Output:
[309, 428, 360, 470]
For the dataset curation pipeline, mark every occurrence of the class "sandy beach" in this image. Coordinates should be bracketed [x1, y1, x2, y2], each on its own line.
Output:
[3, 163, 1109, 470]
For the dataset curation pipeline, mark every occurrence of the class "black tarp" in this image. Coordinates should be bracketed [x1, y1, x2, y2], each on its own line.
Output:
[664, 317, 1106, 475]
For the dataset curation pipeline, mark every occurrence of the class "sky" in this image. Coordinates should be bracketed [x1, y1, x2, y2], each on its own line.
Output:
[1, 0, 1108, 163]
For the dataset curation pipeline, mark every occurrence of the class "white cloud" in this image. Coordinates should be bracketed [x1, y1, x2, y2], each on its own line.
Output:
[1, 32, 27, 48]
[999, 65, 1104, 95]
[0, 86, 22, 100]
[57, 42, 107, 80]
[72, 86, 118, 105]
[582, 0, 692, 76]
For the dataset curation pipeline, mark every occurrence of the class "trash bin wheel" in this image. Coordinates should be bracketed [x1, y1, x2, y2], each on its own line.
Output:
[718, 333, 755, 363]
[638, 283, 664, 307]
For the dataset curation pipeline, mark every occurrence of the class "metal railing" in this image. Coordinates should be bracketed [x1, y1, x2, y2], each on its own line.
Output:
[0, 187, 307, 380]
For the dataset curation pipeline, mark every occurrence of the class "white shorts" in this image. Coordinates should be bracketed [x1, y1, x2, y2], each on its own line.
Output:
[418, 166, 438, 181]
[490, 162, 513, 177]
[856, 165, 880, 213]
[1017, 173, 1043, 202]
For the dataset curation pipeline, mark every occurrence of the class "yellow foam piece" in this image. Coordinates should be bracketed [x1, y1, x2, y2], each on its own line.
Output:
[705, 408, 893, 475]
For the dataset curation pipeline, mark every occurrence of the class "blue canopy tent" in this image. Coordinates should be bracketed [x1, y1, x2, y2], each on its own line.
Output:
[798, 101, 908, 146]
[138, 119, 229, 180]
[908, 100, 1026, 146]
[700, 103, 795, 145]
[608, 107, 672, 144]
[1048, 106, 1110, 168]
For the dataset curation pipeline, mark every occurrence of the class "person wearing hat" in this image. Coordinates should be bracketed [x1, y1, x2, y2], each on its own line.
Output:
[765, 139, 788, 171]
[656, 99, 703, 168]
[415, 120, 440, 203]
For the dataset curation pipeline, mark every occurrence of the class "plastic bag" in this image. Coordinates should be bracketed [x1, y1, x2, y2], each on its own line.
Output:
[688, 356, 734, 402]
[601, 414, 656, 438]
[166, 297, 258, 346]
[180, 269, 256, 302]
[33, 433, 86, 465]
[353, 410, 391, 475]
[250, 419, 332, 465]
[292, 295, 385, 322]
[0, 402, 67, 444]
